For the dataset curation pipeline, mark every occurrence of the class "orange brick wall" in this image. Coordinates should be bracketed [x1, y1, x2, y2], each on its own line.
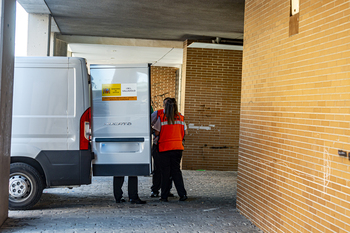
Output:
[182, 47, 242, 171]
[151, 66, 178, 111]
[238, 1, 350, 233]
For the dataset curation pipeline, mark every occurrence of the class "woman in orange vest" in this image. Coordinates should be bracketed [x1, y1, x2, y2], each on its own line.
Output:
[150, 97, 174, 198]
[155, 98, 188, 202]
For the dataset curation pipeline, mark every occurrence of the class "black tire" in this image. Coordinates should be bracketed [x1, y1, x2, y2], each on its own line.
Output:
[9, 163, 44, 210]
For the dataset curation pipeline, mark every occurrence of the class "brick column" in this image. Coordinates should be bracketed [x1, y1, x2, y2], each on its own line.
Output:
[182, 42, 243, 171]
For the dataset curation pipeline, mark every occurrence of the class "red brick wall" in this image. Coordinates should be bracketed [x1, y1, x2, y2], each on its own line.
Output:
[238, 0, 350, 232]
[182, 47, 242, 171]
[151, 66, 178, 111]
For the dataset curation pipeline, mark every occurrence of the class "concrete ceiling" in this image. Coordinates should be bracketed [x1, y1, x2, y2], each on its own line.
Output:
[53, 0, 244, 41]
[19, 0, 245, 41]
[18, 0, 245, 66]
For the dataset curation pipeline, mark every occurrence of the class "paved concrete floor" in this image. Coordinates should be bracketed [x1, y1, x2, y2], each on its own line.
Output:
[1, 170, 263, 233]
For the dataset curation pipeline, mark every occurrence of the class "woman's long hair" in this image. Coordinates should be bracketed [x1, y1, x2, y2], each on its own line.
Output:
[164, 98, 179, 124]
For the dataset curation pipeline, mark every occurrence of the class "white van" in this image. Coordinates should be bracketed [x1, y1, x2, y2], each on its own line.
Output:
[9, 58, 152, 210]
[9, 57, 92, 210]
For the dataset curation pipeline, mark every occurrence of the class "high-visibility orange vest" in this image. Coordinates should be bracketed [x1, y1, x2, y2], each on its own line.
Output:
[157, 110, 185, 152]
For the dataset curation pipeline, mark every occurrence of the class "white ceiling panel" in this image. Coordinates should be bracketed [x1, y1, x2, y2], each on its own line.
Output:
[69, 44, 183, 68]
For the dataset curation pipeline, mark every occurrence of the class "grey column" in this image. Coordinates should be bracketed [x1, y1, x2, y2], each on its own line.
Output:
[27, 13, 51, 56]
[0, 0, 16, 227]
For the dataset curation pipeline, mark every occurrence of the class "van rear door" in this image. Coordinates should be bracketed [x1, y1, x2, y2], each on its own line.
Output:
[91, 64, 152, 176]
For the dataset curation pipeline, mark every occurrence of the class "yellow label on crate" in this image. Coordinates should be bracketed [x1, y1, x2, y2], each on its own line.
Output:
[102, 84, 121, 96]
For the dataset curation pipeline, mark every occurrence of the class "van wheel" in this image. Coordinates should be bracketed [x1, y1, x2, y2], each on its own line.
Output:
[9, 163, 43, 210]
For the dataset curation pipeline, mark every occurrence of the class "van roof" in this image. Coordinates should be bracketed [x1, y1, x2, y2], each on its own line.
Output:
[90, 64, 150, 69]
[15, 56, 86, 65]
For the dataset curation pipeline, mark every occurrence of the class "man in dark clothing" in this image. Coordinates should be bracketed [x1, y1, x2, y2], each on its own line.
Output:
[113, 176, 146, 204]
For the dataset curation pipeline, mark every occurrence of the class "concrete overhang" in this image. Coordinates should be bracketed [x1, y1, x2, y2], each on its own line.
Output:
[17, 0, 245, 42]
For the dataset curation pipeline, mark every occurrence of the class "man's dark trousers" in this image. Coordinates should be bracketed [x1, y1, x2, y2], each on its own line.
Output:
[113, 176, 138, 200]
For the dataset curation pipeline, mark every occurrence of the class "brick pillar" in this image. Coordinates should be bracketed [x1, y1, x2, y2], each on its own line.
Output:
[182, 42, 242, 171]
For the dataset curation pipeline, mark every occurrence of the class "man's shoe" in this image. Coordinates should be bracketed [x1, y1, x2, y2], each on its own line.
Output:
[116, 198, 126, 203]
[168, 192, 175, 197]
[179, 195, 188, 201]
[130, 198, 146, 204]
[159, 198, 168, 202]
[150, 192, 159, 198]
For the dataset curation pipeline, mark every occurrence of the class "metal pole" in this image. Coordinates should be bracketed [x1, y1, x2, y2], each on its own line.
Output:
[47, 14, 51, 56]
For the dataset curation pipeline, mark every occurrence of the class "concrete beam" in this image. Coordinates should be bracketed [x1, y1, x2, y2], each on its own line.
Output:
[17, 0, 49, 14]
[188, 42, 243, 51]
[17, 0, 60, 33]
[0, 0, 16, 227]
[57, 35, 183, 49]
